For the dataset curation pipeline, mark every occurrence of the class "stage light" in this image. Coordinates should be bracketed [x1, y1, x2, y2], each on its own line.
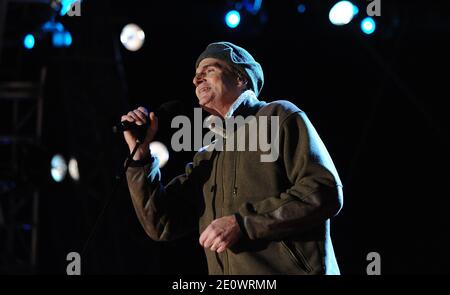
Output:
[24, 34, 35, 49]
[149, 141, 169, 168]
[297, 4, 306, 14]
[42, 20, 64, 33]
[50, 154, 67, 182]
[329, 1, 358, 26]
[120, 23, 145, 52]
[52, 31, 72, 47]
[68, 157, 80, 181]
[41, 20, 72, 48]
[225, 10, 241, 29]
[243, 0, 262, 15]
[361, 17, 376, 35]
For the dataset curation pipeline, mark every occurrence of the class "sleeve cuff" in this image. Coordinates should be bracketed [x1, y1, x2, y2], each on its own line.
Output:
[234, 213, 249, 239]
[127, 156, 152, 167]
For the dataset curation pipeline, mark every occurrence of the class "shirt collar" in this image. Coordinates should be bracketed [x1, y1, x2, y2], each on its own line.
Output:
[205, 90, 258, 138]
[224, 90, 256, 118]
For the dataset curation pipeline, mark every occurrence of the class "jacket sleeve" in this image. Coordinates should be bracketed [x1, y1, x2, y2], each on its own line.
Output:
[126, 157, 200, 241]
[235, 111, 344, 241]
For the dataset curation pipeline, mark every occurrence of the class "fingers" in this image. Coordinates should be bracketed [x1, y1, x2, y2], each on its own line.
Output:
[121, 112, 139, 124]
[199, 225, 227, 252]
[137, 106, 148, 116]
[133, 109, 147, 123]
[199, 216, 241, 253]
[203, 235, 217, 249]
[121, 107, 150, 127]
[121, 115, 133, 122]
[205, 236, 228, 252]
[211, 240, 227, 252]
[121, 107, 154, 158]
[199, 227, 210, 247]
[127, 110, 146, 125]
[216, 243, 227, 253]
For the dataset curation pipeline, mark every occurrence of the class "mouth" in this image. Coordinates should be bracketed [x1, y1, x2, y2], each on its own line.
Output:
[198, 86, 211, 94]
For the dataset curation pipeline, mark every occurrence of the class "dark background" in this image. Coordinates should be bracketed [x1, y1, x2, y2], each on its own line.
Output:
[0, 0, 449, 274]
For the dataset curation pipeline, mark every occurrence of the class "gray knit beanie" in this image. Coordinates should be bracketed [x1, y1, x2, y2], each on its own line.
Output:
[195, 42, 264, 97]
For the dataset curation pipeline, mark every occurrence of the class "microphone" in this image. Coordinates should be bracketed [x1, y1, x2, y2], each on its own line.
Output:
[112, 100, 185, 134]
[112, 120, 148, 133]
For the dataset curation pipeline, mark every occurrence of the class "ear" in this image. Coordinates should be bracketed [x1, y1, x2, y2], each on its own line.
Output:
[236, 76, 248, 90]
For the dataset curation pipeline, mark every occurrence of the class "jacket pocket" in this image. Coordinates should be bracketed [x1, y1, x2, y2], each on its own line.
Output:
[281, 241, 313, 273]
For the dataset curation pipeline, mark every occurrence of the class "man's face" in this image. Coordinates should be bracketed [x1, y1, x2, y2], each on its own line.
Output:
[193, 58, 242, 116]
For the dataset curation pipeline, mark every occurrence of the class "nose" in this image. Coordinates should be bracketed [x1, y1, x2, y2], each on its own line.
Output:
[193, 72, 205, 87]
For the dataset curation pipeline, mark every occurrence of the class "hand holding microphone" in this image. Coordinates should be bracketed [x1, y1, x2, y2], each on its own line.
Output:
[120, 106, 158, 160]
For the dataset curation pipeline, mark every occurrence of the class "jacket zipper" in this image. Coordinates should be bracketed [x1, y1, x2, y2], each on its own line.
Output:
[218, 141, 229, 275]
[232, 152, 238, 197]
[210, 150, 219, 219]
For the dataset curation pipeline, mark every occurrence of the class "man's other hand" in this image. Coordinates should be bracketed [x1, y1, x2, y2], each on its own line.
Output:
[199, 215, 241, 253]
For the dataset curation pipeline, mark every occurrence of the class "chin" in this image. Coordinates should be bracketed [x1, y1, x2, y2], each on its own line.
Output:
[197, 100, 217, 115]
[198, 96, 212, 107]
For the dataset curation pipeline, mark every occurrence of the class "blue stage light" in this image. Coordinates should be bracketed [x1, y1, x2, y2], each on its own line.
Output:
[329, 1, 358, 26]
[361, 17, 376, 35]
[225, 10, 241, 29]
[243, 0, 262, 15]
[297, 4, 306, 14]
[297, 4, 306, 13]
[24, 34, 35, 49]
[51, 154, 67, 182]
[52, 31, 72, 47]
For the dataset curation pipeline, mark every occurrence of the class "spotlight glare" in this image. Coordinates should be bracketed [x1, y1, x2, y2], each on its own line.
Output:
[120, 23, 145, 51]
[297, 4, 306, 14]
[329, 1, 357, 26]
[50, 154, 67, 182]
[68, 157, 80, 181]
[225, 10, 241, 29]
[149, 141, 169, 168]
[24, 34, 35, 49]
[42, 20, 64, 33]
[361, 17, 376, 35]
[52, 31, 72, 47]
[244, 0, 262, 15]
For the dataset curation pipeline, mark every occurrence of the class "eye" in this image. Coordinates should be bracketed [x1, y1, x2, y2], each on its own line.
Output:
[195, 73, 204, 80]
